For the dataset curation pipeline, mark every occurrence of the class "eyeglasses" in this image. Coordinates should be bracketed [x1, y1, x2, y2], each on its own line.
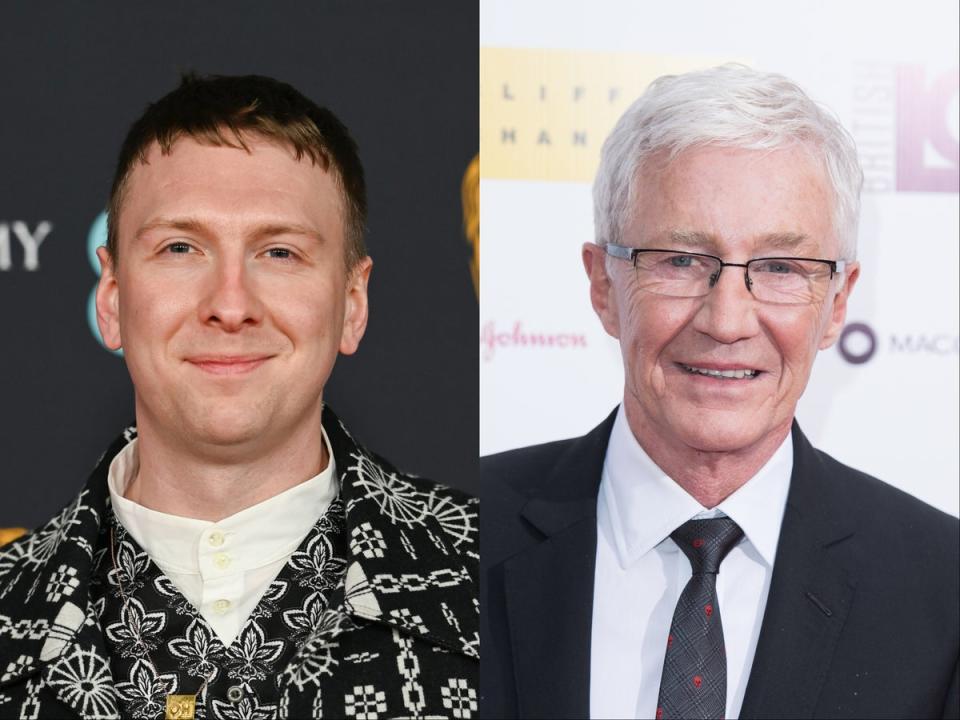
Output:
[604, 245, 845, 305]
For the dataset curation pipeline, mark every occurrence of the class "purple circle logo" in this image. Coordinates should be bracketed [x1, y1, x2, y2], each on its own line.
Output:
[838, 322, 877, 364]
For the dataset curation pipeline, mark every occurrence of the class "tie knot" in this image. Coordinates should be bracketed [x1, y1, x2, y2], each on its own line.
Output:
[670, 517, 743, 574]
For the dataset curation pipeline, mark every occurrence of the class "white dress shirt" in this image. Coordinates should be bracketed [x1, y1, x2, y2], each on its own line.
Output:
[108, 430, 337, 646]
[590, 406, 792, 720]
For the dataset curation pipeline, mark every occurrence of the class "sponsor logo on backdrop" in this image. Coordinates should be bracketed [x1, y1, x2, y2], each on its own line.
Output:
[462, 154, 479, 296]
[86, 210, 121, 355]
[853, 63, 959, 193]
[483, 54, 959, 192]
[481, 321, 587, 361]
[0, 528, 27, 547]
[0, 221, 52, 271]
[838, 321, 959, 364]
[838, 322, 877, 364]
[896, 65, 959, 192]
[480, 49, 738, 182]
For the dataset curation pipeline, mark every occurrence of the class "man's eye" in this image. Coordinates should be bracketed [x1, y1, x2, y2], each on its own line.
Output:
[758, 261, 796, 274]
[265, 247, 296, 260]
[165, 242, 192, 254]
[668, 255, 696, 267]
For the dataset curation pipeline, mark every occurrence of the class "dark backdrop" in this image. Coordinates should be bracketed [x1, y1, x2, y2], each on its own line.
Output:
[0, 1, 478, 529]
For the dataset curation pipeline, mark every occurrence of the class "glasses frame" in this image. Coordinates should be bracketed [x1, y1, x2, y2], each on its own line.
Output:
[603, 243, 845, 303]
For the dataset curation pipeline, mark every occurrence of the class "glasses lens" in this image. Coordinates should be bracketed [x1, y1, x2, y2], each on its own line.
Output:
[748, 258, 832, 304]
[633, 251, 720, 298]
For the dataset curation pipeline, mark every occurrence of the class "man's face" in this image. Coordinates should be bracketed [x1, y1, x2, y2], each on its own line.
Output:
[584, 145, 859, 454]
[96, 135, 371, 453]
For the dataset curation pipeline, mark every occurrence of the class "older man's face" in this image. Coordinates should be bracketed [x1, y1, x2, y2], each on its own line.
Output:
[585, 146, 858, 454]
[95, 135, 371, 454]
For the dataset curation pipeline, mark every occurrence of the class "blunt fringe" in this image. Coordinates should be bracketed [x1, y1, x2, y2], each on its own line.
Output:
[107, 72, 367, 268]
[593, 64, 864, 260]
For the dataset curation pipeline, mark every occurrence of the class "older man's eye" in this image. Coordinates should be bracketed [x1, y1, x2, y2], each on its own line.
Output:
[164, 242, 193, 254]
[756, 260, 799, 274]
[667, 254, 701, 268]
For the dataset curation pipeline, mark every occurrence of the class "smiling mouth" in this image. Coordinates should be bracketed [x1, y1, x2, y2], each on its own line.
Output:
[187, 356, 273, 375]
[678, 363, 762, 380]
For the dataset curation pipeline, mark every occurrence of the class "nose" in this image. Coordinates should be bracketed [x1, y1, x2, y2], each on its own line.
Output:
[691, 264, 760, 343]
[198, 254, 264, 331]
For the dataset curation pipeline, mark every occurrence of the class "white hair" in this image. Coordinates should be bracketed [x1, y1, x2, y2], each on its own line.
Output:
[593, 64, 863, 260]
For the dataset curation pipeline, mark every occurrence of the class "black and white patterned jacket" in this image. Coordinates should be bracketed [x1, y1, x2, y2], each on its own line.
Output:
[0, 408, 478, 719]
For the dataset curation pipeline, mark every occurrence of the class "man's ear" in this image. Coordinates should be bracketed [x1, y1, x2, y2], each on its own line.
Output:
[582, 243, 622, 339]
[339, 256, 373, 355]
[819, 261, 860, 350]
[95, 247, 123, 351]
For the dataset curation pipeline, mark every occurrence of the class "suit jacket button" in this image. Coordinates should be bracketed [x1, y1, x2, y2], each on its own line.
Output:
[226, 686, 243, 703]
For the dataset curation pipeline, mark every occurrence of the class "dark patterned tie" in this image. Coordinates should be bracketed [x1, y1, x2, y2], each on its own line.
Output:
[656, 517, 744, 720]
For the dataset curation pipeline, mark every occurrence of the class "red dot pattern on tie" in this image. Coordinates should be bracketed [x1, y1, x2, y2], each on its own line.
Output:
[656, 708, 664, 720]
[667, 634, 674, 647]
[659, 518, 744, 718]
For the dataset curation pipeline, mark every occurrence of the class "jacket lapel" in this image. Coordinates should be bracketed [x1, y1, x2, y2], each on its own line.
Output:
[503, 411, 616, 719]
[324, 409, 479, 660]
[0, 431, 131, 718]
[739, 421, 857, 719]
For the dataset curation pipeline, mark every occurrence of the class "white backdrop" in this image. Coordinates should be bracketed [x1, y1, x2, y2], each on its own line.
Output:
[479, 0, 960, 517]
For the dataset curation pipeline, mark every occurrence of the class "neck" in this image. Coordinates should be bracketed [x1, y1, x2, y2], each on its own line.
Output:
[125, 409, 328, 522]
[623, 400, 791, 509]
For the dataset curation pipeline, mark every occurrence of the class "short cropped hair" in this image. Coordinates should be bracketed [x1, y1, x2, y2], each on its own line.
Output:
[107, 73, 367, 269]
[593, 64, 863, 260]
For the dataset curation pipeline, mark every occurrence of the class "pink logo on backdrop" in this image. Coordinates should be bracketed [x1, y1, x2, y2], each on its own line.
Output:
[481, 321, 587, 361]
[896, 65, 959, 192]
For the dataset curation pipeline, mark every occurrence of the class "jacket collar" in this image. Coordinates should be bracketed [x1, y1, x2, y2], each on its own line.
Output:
[739, 420, 858, 718]
[327, 411, 479, 659]
[503, 408, 616, 719]
[517, 409, 615, 536]
[0, 429, 125, 708]
[0, 408, 478, 702]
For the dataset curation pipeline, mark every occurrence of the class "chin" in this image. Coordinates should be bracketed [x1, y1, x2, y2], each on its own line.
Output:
[190, 422, 264, 449]
[182, 404, 269, 448]
[669, 410, 768, 454]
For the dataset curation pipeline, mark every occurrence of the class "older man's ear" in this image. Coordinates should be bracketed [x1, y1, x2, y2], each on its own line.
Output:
[819, 261, 861, 350]
[583, 242, 622, 341]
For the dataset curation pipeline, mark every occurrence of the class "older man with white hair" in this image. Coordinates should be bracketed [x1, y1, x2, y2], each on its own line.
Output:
[480, 65, 959, 720]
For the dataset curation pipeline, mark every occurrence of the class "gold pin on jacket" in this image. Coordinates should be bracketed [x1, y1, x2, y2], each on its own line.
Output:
[165, 694, 196, 719]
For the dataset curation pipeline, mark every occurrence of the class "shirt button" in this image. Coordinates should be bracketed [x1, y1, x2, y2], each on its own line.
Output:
[213, 599, 231, 614]
[208, 531, 225, 547]
[226, 685, 243, 703]
[213, 552, 232, 570]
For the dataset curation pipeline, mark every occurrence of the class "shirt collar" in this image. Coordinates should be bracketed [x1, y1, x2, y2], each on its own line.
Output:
[599, 405, 792, 569]
[107, 427, 337, 575]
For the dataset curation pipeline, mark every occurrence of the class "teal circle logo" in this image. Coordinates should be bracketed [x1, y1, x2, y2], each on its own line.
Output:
[86, 211, 122, 356]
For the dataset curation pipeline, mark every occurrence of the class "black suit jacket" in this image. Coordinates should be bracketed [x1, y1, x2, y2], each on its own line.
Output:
[480, 410, 959, 719]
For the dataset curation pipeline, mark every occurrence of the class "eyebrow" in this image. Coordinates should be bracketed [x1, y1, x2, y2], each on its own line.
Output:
[135, 217, 327, 245]
[663, 230, 811, 254]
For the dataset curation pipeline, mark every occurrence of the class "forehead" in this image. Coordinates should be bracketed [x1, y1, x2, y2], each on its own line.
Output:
[628, 145, 837, 256]
[118, 135, 344, 243]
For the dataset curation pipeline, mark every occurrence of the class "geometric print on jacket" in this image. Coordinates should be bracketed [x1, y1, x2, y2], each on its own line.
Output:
[0, 406, 478, 719]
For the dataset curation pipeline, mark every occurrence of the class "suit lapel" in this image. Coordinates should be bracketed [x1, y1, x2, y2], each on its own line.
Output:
[740, 422, 858, 719]
[503, 411, 615, 719]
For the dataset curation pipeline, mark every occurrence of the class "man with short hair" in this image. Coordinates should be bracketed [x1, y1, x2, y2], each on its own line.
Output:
[481, 65, 958, 719]
[0, 74, 478, 720]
